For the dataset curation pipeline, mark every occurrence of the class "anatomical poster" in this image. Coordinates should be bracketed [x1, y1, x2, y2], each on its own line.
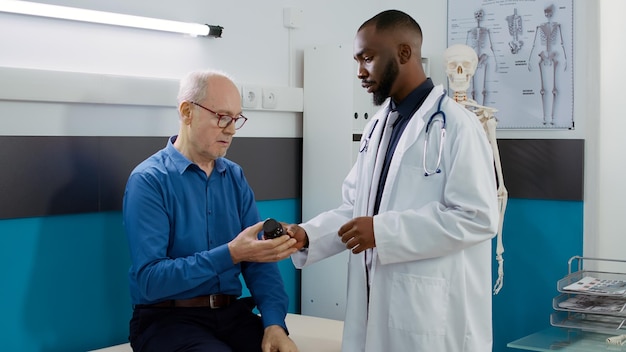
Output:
[447, 0, 573, 129]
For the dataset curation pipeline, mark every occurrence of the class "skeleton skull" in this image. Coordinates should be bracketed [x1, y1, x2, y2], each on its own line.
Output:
[474, 8, 484, 22]
[544, 4, 554, 19]
[443, 44, 478, 94]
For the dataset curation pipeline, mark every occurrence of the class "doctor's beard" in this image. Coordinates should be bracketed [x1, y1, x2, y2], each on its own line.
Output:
[372, 59, 399, 106]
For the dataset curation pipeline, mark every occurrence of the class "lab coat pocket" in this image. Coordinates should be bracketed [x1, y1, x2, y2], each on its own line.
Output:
[389, 272, 449, 336]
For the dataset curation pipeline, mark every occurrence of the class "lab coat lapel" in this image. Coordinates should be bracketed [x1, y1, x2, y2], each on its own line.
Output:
[354, 102, 392, 217]
[366, 107, 398, 216]
[377, 85, 444, 212]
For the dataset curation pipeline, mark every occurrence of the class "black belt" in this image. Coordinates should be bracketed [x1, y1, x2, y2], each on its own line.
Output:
[136, 294, 238, 309]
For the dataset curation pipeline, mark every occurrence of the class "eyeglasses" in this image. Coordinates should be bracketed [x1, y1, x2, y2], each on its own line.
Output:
[190, 101, 248, 130]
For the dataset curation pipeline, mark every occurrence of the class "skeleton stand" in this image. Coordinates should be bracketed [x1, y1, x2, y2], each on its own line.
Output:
[453, 91, 508, 294]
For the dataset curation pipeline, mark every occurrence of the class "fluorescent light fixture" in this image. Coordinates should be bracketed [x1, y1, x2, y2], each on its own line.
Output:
[0, 0, 223, 37]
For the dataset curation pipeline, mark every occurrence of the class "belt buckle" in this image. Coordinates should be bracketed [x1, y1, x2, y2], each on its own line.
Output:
[209, 295, 219, 309]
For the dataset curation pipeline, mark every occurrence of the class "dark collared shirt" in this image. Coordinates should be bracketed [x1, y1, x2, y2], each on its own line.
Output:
[373, 78, 435, 214]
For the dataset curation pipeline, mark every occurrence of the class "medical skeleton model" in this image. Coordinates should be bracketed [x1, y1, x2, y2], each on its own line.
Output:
[506, 8, 523, 54]
[466, 8, 498, 106]
[527, 4, 567, 126]
[444, 44, 508, 294]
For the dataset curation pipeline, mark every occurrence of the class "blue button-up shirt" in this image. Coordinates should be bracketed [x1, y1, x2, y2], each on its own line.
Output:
[123, 136, 288, 329]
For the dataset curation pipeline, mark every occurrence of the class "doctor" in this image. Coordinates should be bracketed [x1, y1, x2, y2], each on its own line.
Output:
[287, 9, 499, 352]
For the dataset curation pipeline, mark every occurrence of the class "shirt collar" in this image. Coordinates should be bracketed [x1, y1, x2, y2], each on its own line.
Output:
[391, 78, 435, 119]
[166, 135, 226, 175]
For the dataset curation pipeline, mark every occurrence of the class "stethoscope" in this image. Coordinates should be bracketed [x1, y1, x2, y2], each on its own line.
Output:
[359, 91, 447, 176]
[359, 119, 378, 153]
[423, 92, 447, 177]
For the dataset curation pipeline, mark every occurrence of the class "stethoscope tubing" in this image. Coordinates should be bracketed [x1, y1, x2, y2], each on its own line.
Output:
[359, 91, 448, 177]
[423, 92, 447, 176]
[359, 119, 379, 153]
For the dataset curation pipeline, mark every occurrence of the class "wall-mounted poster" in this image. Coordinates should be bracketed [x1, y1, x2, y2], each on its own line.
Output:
[447, 0, 574, 129]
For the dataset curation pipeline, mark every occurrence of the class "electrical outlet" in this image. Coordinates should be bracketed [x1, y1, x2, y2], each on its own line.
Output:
[242, 86, 261, 109]
[283, 8, 303, 29]
[262, 88, 278, 109]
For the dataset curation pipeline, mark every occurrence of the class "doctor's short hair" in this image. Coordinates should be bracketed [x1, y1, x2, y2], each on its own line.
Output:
[359, 9, 423, 39]
[177, 69, 237, 106]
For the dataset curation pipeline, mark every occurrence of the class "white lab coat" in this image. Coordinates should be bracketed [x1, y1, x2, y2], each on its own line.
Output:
[292, 85, 499, 352]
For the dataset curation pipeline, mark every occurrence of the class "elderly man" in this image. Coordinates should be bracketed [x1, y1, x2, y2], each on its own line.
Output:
[123, 69, 299, 352]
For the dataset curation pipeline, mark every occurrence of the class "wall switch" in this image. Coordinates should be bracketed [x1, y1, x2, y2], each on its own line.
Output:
[242, 86, 261, 109]
[262, 88, 278, 109]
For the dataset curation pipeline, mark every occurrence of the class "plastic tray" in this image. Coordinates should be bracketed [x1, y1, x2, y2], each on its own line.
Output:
[553, 293, 626, 317]
[551, 310, 626, 334]
[557, 271, 626, 297]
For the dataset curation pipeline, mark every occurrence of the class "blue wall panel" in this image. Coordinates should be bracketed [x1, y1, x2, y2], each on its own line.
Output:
[0, 199, 301, 352]
[492, 198, 583, 352]
[245, 198, 302, 314]
[0, 211, 132, 351]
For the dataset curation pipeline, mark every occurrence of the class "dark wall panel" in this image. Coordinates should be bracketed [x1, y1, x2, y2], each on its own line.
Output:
[97, 137, 167, 211]
[498, 139, 584, 201]
[0, 136, 581, 218]
[230, 138, 302, 201]
[0, 136, 100, 218]
[0, 136, 302, 219]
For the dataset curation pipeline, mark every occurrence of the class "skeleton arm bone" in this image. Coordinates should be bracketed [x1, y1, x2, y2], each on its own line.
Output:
[482, 111, 508, 295]
[460, 100, 508, 294]
[482, 112, 508, 293]
[459, 101, 506, 199]
[528, 28, 539, 71]
[558, 25, 567, 71]
[487, 30, 499, 73]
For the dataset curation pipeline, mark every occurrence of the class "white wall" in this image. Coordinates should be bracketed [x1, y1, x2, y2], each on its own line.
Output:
[0, 0, 378, 139]
[0, 0, 448, 137]
[0, 0, 292, 83]
[591, 2, 626, 270]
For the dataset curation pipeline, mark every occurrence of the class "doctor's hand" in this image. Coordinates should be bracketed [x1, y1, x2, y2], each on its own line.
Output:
[338, 216, 375, 254]
[228, 221, 298, 264]
[284, 223, 309, 251]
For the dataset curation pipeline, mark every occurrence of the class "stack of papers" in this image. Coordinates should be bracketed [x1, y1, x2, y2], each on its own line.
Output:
[558, 295, 626, 314]
[563, 276, 626, 296]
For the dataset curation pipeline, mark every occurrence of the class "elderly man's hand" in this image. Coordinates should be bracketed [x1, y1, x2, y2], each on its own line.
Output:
[228, 221, 298, 264]
[262, 325, 299, 352]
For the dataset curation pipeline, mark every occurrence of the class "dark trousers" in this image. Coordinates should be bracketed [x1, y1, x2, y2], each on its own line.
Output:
[129, 297, 264, 352]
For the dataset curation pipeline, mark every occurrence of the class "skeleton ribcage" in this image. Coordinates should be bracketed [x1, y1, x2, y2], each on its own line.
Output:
[467, 28, 490, 52]
[539, 23, 560, 45]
